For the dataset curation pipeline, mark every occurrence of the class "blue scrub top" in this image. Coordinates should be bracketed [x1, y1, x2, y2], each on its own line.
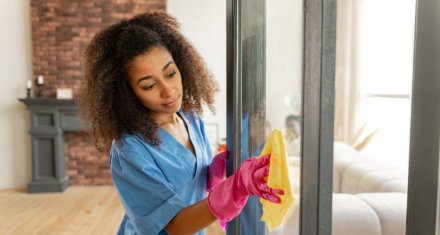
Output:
[110, 111, 214, 235]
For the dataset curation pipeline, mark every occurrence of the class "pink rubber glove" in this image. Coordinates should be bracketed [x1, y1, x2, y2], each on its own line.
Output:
[207, 151, 227, 192]
[207, 154, 284, 221]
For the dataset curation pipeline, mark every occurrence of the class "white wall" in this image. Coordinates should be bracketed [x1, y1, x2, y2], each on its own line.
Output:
[0, 0, 33, 189]
[168, 0, 227, 147]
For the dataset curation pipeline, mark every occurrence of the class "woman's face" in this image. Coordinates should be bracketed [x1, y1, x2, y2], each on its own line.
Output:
[127, 45, 183, 118]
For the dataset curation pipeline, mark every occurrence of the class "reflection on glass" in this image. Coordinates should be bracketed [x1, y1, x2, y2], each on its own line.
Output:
[264, 0, 303, 234]
[240, 0, 267, 233]
[238, 0, 303, 234]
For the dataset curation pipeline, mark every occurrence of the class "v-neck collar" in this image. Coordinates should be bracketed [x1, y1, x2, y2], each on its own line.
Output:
[158, 111, 200, 178]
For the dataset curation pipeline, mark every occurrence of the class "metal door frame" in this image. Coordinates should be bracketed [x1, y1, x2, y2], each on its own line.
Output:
[226, 0, 337, 234]
[406, 0, 440, 234]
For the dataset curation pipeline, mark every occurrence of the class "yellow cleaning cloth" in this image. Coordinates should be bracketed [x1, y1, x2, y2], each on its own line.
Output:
[259, 129, 295, 231]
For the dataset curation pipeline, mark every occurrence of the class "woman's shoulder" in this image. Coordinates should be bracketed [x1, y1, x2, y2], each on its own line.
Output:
[109, 133, 162, 170]
[110, 133, 151, 156]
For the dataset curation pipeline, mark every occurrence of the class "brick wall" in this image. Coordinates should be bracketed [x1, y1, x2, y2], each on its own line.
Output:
[30, 0, 166, 185]
[31, 0, 166, 98]
[64, 132, 112, 185]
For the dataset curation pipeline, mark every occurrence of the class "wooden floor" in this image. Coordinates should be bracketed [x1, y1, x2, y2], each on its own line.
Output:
[0, 185, 224, 235]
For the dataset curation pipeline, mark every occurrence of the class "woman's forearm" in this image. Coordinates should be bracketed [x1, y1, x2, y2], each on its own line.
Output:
[164, 198, 217, 235]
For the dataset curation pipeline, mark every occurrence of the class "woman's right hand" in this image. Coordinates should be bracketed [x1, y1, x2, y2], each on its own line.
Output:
[234, 154, 284, 202]
[207, 154, 284, 221]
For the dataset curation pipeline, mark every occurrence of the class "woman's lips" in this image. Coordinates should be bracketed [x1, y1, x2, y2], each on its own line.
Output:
[163, 95, 180, 108]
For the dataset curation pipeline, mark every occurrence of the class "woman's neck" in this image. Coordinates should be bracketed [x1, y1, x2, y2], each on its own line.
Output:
[153, 112, 180, 127]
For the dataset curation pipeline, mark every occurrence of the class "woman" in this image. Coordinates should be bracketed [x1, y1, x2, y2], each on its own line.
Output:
[80, 12, 283, 235]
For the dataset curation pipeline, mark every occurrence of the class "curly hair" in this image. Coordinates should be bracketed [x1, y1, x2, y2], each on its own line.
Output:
[79, 12, 219, 151]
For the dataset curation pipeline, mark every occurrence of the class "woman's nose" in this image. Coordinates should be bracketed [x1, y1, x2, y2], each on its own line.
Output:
[161, 82, 174, 98]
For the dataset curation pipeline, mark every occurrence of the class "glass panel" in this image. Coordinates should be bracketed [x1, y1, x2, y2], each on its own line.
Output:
[240, 1, 266, 234]
[265, 1, 303, 233]
[333, 0, 415, 234]
[239, 0, 303, 234]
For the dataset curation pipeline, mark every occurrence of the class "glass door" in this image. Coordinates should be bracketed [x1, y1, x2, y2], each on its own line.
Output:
[225, 0, 440, 235]
[226, 0, 307, 234]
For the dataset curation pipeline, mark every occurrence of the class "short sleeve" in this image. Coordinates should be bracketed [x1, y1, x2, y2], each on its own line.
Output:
[110, 149, 186, 234]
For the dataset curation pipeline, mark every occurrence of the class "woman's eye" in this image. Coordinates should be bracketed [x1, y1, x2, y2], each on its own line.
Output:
[142, 83, 155, 90]
[168, 71, 176, 78]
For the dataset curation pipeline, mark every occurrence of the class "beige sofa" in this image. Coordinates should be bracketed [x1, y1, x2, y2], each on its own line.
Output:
[333, 142, 408, 194]
[267, 142, 408, 235]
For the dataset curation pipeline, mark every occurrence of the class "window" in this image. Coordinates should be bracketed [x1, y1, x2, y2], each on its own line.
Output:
[357, 0, 416, 169]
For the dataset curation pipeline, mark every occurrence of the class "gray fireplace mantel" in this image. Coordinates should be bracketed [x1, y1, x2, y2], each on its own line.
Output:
[20, 98, 84, 193]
